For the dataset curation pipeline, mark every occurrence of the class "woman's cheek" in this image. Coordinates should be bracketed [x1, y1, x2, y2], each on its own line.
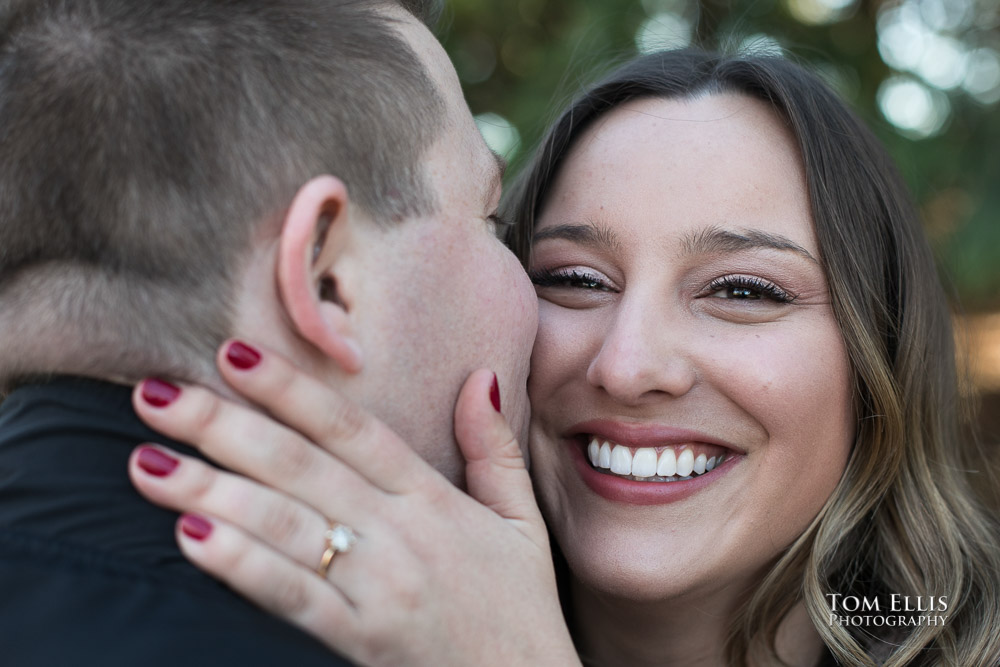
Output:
[530, 303, 595, 392]
[707, 319, 853, 512]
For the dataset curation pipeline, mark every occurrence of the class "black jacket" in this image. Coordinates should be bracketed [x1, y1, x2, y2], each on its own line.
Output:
[0, 377, 349, 666]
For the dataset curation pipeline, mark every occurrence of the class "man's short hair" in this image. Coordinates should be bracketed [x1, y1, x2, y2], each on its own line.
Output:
[0, 0, 444, 387]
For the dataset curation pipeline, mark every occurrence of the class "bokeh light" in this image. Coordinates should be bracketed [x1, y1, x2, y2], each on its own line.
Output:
[635, 11, 693, 53]
[877, 76, 951, 139]
[878, 4, 933, 73]
[916, 34, 968, 91]
[639, 0, 696, 21]
[870, 0, 1000, 136]
[963, 47, 1000, 105]
[474, 113, 521, 159]
[961, 313, 1000, 393]
[874, 0, 1000, 130]
[918, 0, 974, 32]
[785, 0, 857, 26]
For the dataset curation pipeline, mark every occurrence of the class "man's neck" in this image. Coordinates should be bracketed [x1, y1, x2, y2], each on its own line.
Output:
[0, 311, 230, 398]
[0, 263, 225, 394]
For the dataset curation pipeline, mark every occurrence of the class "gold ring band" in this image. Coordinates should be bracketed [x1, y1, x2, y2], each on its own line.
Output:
[316, 522, 358, 578]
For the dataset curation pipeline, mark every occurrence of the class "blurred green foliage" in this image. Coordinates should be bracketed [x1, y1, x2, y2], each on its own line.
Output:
[438, 0, 1000, 310]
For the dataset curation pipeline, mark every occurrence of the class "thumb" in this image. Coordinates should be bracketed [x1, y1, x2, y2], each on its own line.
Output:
[454, 370, 544, 530]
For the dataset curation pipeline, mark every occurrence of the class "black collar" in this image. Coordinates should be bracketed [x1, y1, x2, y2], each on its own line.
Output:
[0, 376, 205, 572]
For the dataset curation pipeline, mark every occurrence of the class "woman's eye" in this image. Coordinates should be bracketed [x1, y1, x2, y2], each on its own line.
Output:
[710, 285, 762, 299]
[528, 268, 613, 292]
[705, 276, 793, 303]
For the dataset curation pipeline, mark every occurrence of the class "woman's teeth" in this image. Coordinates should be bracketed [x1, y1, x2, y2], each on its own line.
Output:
[586, 438, 726, 482]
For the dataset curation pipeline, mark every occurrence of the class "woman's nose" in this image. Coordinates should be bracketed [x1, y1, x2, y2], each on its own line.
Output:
[585, 300, 696, 405]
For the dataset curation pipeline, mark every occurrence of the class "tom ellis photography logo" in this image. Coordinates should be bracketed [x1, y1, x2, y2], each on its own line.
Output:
[826, 594, 949, 628]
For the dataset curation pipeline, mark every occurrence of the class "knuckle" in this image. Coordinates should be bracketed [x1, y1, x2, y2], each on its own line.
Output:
[257, 499, 306, 547]
[358, 635, 404, 667]
[215, 535, 311, 619]
[394, 577, 425, 614]
[317, 398, 368, 449]
[369, 548, 426, 612]
[211, 482, 253, 521]
[262, 430, 316, 482]
[496, 435, 527, 469]
[262, 572, 311, 617]
[213, 530, 251, 576]
[185, 391, 226, 439]
[414, 477, 453, 512]
[382, 569, 424, 613]
[185, 461, 221, 504]
[264, 359, 299, 401]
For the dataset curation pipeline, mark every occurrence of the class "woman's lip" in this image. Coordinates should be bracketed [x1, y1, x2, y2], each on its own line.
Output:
[568, 438, 739, 506]
[566, 419, 745, 453]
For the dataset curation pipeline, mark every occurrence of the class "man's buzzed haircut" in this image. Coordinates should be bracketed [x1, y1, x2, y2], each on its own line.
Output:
[0, 0, 445, 389]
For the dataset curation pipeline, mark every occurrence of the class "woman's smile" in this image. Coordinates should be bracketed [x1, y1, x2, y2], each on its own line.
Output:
[559, 420, 743, 505]
[526, 92, 854, 604]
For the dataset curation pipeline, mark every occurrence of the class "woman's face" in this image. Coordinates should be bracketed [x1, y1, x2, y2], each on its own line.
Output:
[527, 93, 854, 602]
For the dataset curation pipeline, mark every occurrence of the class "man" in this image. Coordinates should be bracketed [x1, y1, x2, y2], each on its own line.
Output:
[0, 0, 537, 663]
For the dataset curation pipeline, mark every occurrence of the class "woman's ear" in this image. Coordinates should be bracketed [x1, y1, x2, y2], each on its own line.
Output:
[277, 175, 363, 374]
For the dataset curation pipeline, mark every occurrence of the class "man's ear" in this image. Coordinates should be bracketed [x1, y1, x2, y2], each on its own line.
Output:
[277, 175, 363, 374]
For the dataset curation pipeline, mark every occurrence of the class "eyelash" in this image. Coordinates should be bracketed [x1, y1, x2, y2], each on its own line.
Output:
[706, 275, 794, 303]
[528, 268, 614, 291]
[528, 269, 794, 303]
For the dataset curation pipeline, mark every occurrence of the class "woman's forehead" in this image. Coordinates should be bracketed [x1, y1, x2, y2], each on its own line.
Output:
[541, 93, 818, 254]
[572, 94, 794, 163]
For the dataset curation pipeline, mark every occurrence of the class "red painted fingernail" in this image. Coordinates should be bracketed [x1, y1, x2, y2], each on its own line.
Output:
[490, 374, 501, 413]
[140, 378, 181, 407]
[136, 446, 179, 477]
[180, 514, 213, 541]
[226, 341, 261, 370]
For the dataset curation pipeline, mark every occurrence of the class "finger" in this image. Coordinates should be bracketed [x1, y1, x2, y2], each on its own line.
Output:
[129, 444, 339, 570]
[453, 370, 545, 532]
[216, 340, 433, 495]
[174, 513, 366, 661]
[132, 379, 382, 520]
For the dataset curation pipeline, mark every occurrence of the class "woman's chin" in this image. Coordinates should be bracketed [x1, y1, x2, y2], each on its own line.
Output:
[559, 529, 752, 605]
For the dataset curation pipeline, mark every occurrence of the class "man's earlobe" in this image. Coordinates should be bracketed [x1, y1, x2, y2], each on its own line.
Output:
[277, 175, 363, 374]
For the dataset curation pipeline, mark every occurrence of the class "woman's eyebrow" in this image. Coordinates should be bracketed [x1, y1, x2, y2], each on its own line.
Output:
[532, 222, 817, 264]
[532, 222, 622, 252]
[682, 226, 818, 263]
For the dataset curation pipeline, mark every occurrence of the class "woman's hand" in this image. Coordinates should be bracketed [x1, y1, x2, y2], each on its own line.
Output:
[128, 340, 579, 667]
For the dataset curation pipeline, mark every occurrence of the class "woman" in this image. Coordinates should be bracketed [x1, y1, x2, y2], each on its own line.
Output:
[128, 49, 1000, 665]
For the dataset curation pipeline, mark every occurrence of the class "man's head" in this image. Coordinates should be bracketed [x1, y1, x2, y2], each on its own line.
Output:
[0, 0, 443, 380]
[0, 0, 537, 482]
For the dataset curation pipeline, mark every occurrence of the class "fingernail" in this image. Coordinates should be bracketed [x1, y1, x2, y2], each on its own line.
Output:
[226, 340, 261, 370]
[136, 446, 179, 477]
[180, 514, 213, 541]
[140, 378, 181, 407]
[490, 373, 501, 413]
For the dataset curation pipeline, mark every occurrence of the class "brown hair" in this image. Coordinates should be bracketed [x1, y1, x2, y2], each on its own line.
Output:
[507, 49, 1000, 666]
[0, 0, 444, 388]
